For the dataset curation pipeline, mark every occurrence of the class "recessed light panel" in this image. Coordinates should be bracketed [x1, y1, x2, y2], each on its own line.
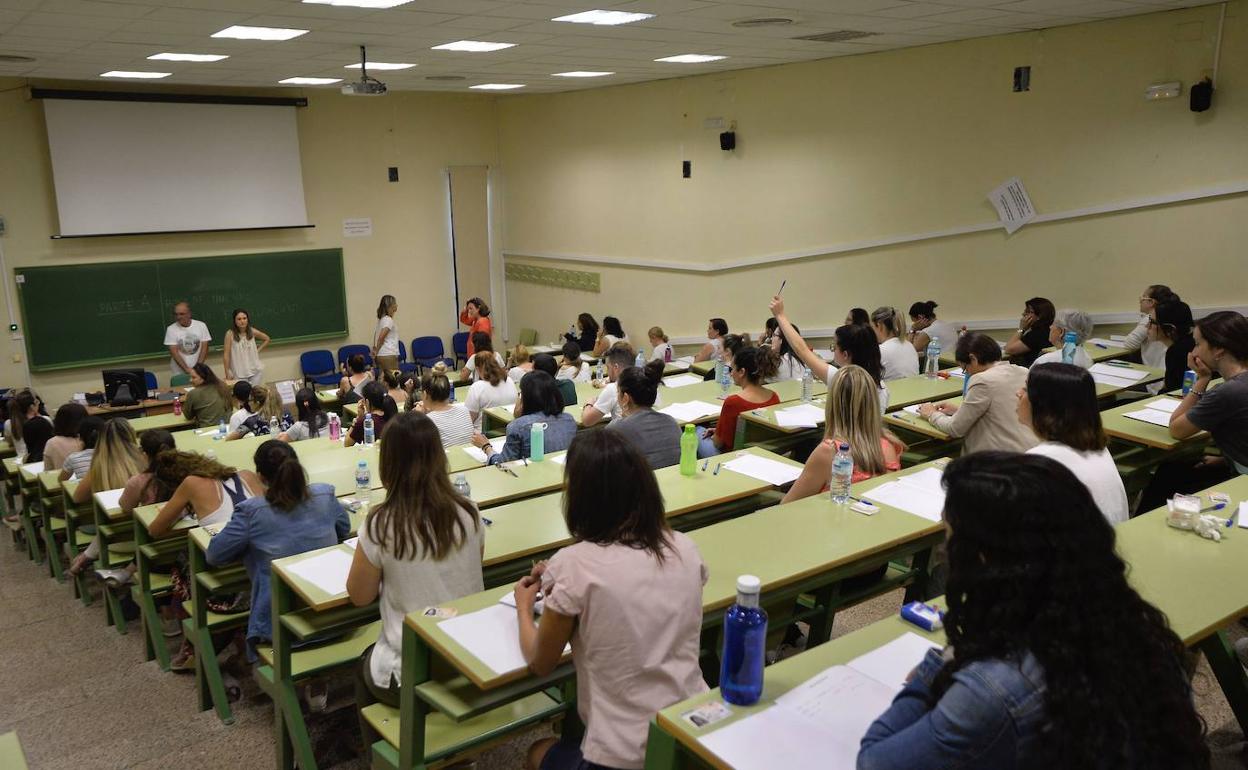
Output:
[345, 62, 416, 70]
[148, 53, 229, 62]
[279, 76, 342, 85]
[432, 40, 516, 52]
[212, 26, 309, 41]
[552, 10, 654, 26]
[552, 71, 614, 78]
[655, 54, 727, 63]
[470, 83, 525, 90]
[302, 0, 416, 7]
[100, 70, 171, 79]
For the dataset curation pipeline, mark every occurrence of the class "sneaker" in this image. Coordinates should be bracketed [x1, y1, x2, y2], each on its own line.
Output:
[1234, 637, 1248, 670]
[94, 568, 133, 587]
[161, 616, 182, 638]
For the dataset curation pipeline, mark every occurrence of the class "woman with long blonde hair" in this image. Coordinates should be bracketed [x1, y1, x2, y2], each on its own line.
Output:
[66, 418, 146, 577]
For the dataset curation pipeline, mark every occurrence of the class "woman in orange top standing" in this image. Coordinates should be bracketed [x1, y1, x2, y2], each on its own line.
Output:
[459, 297, 493, 358]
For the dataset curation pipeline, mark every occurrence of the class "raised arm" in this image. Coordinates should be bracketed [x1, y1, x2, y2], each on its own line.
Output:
[769, 296, 831, 383]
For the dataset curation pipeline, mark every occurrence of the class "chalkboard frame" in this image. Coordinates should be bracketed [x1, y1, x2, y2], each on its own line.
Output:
[15, 248, 348, 372]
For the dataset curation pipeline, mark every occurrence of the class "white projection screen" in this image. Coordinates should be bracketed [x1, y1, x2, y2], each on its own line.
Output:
[43, 98, 310, 237]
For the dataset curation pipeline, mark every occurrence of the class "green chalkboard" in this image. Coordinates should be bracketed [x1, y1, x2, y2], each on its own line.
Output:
[15, 249, 347, 371]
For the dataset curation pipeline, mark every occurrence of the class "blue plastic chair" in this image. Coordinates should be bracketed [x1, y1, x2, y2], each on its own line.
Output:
[301, 350, 339, 387]
[410, 336, 452, 373]
[451, 332, 470, 369]
[396, 340, 419, 376]
[144, 371, 158, 395]
[337, 344, 373, 371]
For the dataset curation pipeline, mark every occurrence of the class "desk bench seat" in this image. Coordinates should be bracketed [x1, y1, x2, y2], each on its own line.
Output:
[256, 621, 381, 679]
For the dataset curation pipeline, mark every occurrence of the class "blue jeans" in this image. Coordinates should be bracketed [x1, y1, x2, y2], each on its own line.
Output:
[695, 426, 720, 459]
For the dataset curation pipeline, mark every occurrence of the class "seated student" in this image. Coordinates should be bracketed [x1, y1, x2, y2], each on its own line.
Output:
[345, 381, 398, 448]
[279, 388, 330, 442]
[461, 332, 507, 381]
[1004, 297, 1055, 367]
[65, 419, 146, 578]
[228, 381, 254, 434]
[1138, 311, 1248, 513]
[1121, 284, 1179, 369]
[857, 452, 1208, 770]
[44, 402, 87, 471]
[917, 333, 1038, 454]
[207, 440, 350, 661]
[475, 371, 576, 465]
[413, 371, 476, 449]
[339, 353, 373, 402]
[516, 430, 708, 770]
[1031, 309, 1094, 369]
[464, 352, 517, 432]
[648, 326, 674, 363]
[183, 363, 231, 428]
[759, 317, 781, 350]
[534, 353, 577, 407]
[20, 407, 54, 464]
[582, 342, 635, 428]
[906, 300, 959, 355]
[148, 451, 261, 538]
[347, 411, 484, 711]
[782, 365, 904, 503]
[592, 315, 628, 357]
[608, 361, 682, 469]
[871, 306, 920, 381]
[60, 416, 104, 482]
[564, 312, 598, 356]
[557, 341, 591, 382]
[692, 317, 729, 363]
[1018, 363, 1129, 525]
[698, 346, 781, 458]
[382, 369, 408, 407]
[3, 388, 51, 462]
[772, 322, 805, 381]
[508, 344, 535, 386]
[226, 384, 281, 440]
[1149, 299, 1196, 392]
[118, 429, 177, 517]
[770, 296, 889, 412]
[846, 307, 870, 326]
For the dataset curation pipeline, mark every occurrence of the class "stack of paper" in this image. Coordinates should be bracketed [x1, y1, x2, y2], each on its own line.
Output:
[900, 404, 923, 416]
[664, 374, 704, 388]
[698, 633, 937, 769]
[659, 400, 722, 423]
[1240, 502, 1248, 530]
[1089, 363, 1150, 389]
[283, 548, 354, 596]
[863, 467, 945, 522]
[318, 389, 337, 399]
[721, 454, 803, 486]
[460, 445, 489, 464]
[774, 403, 824, 428]
[945, 368, 965, 378]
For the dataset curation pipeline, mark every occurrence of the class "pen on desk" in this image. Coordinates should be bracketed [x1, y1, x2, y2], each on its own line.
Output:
[713, 462, 722, 475]
[1104, 361, 1134, 368]
[701, 459, 709, 472]
[1199, 503, 1226, 513]
[498, 464, 519, 478]
[1093, 343, 1108, 349]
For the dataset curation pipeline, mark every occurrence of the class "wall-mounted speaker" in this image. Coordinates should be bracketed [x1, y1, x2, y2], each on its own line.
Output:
[719, 131, 736, 151]
[1190, 77, 1213, 112]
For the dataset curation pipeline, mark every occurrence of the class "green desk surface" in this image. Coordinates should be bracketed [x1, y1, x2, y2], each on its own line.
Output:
[18, 462, 44, 483]
[0, 731, 30, 770]
[129, 412, 196, 434]
[443, 451, 569, 508]
[39, 470, 63, 496]
[656, 612, 943, 768]
[482, 382, 602, 428]
[134, 503, 199, 538]
[691, 360, 715, 377]
[93, 488, 124, 520]
[2, 456, 18, 476]
[1168, 379, 1222, 397]
[0, 437, 13, 457]
[884, 402, 956, 441]
[409, 459, 948, 690]
[1102, 395, 1208, 450]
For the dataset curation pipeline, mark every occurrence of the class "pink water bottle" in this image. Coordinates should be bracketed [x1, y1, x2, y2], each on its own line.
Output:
[664, 346, 673, 363]
[329, 413, 341, 442]
[172, 395, 182, 416]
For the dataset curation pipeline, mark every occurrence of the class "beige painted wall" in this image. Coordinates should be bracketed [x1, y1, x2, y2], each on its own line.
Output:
[0, 81, 498, 406]
[497, 3, 1247, 345]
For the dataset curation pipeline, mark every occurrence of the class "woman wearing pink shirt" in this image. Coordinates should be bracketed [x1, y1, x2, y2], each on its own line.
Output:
[514, 430, 708, 770]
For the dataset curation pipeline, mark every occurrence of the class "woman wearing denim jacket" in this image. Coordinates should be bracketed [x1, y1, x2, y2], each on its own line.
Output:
[206, 440, 351, 660]
[858, 452, 1208, 770]
[473, 370, 576, 465]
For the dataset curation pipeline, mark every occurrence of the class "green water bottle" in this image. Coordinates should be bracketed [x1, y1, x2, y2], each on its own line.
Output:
[680, 423, 698, 477]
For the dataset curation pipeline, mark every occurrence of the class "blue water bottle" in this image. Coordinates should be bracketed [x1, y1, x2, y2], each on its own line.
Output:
[1061, 331, 1078, 364]
[721, 574, 768, 706]
[925, 340, 941, 378]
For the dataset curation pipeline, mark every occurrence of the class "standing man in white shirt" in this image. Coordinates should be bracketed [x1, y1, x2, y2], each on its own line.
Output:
[164, 301, 212, 378]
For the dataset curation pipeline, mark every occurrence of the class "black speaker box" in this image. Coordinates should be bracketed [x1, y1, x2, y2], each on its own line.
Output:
[1191, 78, 1213, 112]
[719, 131, 736, 151]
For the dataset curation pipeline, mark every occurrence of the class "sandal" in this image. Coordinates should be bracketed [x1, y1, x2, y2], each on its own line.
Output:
[68, 552, 95, 577]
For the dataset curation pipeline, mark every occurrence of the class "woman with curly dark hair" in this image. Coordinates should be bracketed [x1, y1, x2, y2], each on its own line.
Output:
[858, 451, 1208, 770]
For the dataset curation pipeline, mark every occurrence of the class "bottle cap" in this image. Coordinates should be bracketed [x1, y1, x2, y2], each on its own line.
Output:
[736, 574, 761, 594]
[838, 441, 850, 451]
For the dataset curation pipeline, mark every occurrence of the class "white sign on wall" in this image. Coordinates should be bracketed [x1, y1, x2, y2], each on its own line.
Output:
[343, 218, 373, 238]
[987, 178, 1036, 235]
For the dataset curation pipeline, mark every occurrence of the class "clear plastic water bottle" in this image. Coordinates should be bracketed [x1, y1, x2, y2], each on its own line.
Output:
[216, 417, 226, 440]
[355, 460, 370, 512]
[449, 384, 456, 403]
[720, 575, 768, 706]
[363, 411, 375, 446]
[452, 474, 471, 500]
[801, 367, 813, 402]
[268, 416, 279, 435]
[830, 441, 853, 504]
[679, 423, 698, 477]
[925, 339, 941, 379]
[635, 350, 645, 368]
[328, 413, 341, 442]
[717, 359, 731, 397]
[1061, 331, 1078, 364]
[529, 422, 545, 462]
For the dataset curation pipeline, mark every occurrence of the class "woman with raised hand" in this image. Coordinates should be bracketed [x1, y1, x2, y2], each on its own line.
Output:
[770, 295, 889, 411]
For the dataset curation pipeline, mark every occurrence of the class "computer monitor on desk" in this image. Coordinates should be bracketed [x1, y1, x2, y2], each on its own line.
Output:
[102, 368, 148, 407]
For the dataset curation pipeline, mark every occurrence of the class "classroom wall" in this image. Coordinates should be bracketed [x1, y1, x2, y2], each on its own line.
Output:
[0, 80, 500, 407]
[496, 2, 1248, 346]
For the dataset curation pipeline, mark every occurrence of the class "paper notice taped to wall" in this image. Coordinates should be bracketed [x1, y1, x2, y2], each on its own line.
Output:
[988, 177, 1036, 234]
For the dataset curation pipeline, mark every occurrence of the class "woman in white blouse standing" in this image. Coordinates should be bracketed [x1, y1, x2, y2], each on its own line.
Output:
[373, 294, 401, 377]
[222, 308, 270, 386]
[871, 306, 920, 381]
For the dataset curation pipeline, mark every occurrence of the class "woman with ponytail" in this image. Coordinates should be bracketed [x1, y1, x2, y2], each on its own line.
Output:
[207, 440, 350, 660]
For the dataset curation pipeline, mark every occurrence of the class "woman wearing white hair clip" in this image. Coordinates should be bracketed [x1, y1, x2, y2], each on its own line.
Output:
[1030, 309, 1094, 370]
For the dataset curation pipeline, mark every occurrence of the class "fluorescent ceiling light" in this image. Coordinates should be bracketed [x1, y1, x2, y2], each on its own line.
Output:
[470, 83, 525, 90]
[212, 25, 309, 41]
[345, 62, 415, 70]
[279, 76, 342, 85]
[552, 71, 614, 78]
[302, 0, 415, 7]
[552, 10, 654, 26]
[432, 40, 515, 52]
[100, 70, 171, 79]
[148, 52, 229, 62]
[655, 54, 727, 63]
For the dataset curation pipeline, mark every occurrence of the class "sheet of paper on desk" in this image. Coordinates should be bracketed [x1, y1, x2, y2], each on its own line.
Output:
[1240, 502, 1248, 529]
[659, 401, 721, 422]
[721, 455, 802, 486]
[843, 632, 937, 690]
[775, 403, 824, 428]
[284, 548, 354, 596]
[663, 374, 703, 388]
[95, 487, 125, 510]
[945, 367, 965, 378]
[900, 404, 922, 416]
[1109, 334, 1129, 343]
[343, 537, 358, 549]
[1092, 371, 1143, 389]
[863, 470, 945, 522]
[1090, 363, 1149, 383]
[1087, 338, 1119, 348]
[21, 461, 44, 473]
[549, 453, 568, 465]
[1145, 398, 1182, 414]
[318, 390, 337, 399]
[1122, 409, 1172, 428]
[438, 604, 528, 675]
[460, 446, 489, 464]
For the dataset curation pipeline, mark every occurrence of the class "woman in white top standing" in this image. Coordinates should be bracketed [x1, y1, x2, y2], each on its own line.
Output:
[464, 352, 517, 431]
[693, 318, 728, 363]
[1121, 284, 1178, 370]
[222, 308, 270, 386]
[1031, 309, 1094, 369]
[411, 371, 475, 448]
[373, 294, 400, 377]
[907, 301, 959, 356]
[872, 306, 920, 381]
[1018, 363, 1129, 524]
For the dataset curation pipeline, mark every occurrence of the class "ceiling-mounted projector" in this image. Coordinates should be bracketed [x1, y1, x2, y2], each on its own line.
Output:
[343, 45, 387, 96]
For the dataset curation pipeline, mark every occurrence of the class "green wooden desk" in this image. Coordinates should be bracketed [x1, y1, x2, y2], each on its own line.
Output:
[0, 731, 30, 770]
[1102, 395, 1208, 451]
[37, 470, 67, 581]
[128, 411, 196, 434]
[691, 360, 715, 377]
[939, 337, 1130, 367]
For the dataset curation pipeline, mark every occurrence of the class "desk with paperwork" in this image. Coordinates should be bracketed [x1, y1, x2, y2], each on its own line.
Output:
[1102, 395, 1209, 451]
[481, 381, 600, 432]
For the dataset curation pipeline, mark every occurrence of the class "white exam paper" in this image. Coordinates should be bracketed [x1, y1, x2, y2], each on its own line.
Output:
[94, 487, 125, 511]
[843, 632, 937, 690]
[438, 603, 528, 675]
[721, 455, 802, 486]
[1086, 338, 1119, 348]
[659, 400, 721, 423]
[1090, 363, 1149, 383]
[283, 548, 354, 596]
[1122, 409, 1172, 428]
[664, 374, 703, 388]
[863, 468, 946, 522]
[1144, 398, 1181, 414]
[460, 446, 489, 464]
[774, 403, 824, 428]
[1240, 502, 1248, 530]
[21, 461, 45, 473]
